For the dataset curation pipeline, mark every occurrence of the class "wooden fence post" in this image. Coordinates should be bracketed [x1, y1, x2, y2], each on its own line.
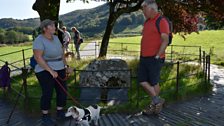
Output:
[95, 41, 97, 58]
[171, 45, 173, 62]
[21, 67, 28, 107]
[207, 55, 210, 84]
[22, 49, 26, 68]
[199, 47, 202, 65]
[176, 61, 180, 99]
[203, 51, 205, 73]
[205, 55, 208, 85]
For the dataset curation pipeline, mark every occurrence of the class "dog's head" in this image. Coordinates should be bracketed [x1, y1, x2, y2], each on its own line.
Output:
[65, 106, 79, 119]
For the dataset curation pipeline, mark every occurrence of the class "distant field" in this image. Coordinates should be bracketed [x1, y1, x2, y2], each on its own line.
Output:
[109, 30, 224, 53]
[0, 45, 32, 67]
[109, 30, 224, 65]
[0, 30, 224, 66]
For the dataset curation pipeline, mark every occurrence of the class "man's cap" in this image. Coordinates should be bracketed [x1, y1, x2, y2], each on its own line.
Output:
[40, 19, 54, 29]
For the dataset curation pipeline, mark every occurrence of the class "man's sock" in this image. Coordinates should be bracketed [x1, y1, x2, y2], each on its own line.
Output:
[152, 96, 160, 105]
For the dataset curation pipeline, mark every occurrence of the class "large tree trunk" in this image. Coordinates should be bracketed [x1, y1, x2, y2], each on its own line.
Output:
[32, 0, 60, 21]
[98, 1, 143, 58]
[99, 12, 118, 57]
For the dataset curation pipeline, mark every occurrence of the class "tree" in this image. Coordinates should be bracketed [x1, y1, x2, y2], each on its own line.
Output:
[99, 0, 143, 57]
[0, 33, 5, 44]
[33, 0, 223, 57]
[32, 0, 60, 21]
[5, 30, 17, 44]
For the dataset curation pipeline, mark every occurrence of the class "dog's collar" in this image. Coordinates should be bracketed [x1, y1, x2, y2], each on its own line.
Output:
[82, 108, 91, 121]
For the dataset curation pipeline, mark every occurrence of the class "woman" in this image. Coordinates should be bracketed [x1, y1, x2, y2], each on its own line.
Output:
[71, 27, 81, 60]
[33, 19, 69, 125]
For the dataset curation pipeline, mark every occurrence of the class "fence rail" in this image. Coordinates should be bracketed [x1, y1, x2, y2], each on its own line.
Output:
[0, 43, 210, 108]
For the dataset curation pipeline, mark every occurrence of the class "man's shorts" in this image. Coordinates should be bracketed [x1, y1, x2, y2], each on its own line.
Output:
[138, 56, 164, 86]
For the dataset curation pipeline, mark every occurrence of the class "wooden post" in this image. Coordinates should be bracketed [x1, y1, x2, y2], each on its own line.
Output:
[176, 61, 180, 99]
[22, 49, 26, 68]
[74, 68, 77, 85]
[22, 67, 28, 107]
[171, 45, 173, 62]
[205, 55, 208, 85]
[199, 47, 202, 65]
[208, 55, 210, 84]
[95, 41, 97, 59]
[203, 51, 205, 73]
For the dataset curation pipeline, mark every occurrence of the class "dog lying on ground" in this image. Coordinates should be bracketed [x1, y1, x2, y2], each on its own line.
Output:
[65, 105, 101, 126]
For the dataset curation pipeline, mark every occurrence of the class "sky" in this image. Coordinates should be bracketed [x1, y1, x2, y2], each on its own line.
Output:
[0, 0, 106, 19]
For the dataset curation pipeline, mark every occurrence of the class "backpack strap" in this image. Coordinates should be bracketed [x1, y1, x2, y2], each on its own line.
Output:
[155, 16, 164, 34]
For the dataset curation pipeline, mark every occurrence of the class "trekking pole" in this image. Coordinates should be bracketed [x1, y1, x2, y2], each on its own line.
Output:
[6, 84, 24, 124]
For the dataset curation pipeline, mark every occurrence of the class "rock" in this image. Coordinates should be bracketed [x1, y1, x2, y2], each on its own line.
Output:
[79, 59, 130, 87]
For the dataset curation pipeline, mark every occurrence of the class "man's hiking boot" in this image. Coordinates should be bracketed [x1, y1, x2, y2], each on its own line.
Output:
[154, 98, 165, 114]
[142, 104, 155, 115]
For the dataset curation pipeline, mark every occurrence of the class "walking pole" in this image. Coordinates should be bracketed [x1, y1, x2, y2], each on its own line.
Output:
[6, 84, 24, 124]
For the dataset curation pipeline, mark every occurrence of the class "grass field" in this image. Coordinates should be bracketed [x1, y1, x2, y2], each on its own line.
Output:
[108, 30, 224, 65]
[1, 30, 223, 66]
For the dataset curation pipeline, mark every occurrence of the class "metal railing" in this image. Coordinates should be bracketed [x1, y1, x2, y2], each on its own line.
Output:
[0, 44, 210, 108]
[67, 42, 202, 62]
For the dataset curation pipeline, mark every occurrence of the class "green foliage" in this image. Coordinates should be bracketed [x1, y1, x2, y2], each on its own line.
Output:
[0, 18, 39, 29]
[0, 30, 30, 44]
[8, 27, 34, 35]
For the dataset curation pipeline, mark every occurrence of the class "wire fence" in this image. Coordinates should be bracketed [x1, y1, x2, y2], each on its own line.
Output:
[0, 43, 211, 108]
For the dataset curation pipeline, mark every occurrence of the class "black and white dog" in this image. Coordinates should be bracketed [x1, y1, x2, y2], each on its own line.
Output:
[65, 105, 101, 126]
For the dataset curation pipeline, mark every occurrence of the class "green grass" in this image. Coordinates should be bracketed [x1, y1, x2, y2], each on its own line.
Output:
[108, 30, 224, 65]
[0, 58, 211, 114]
[0, 44, 33, 67]
[102, 59, 210, 113]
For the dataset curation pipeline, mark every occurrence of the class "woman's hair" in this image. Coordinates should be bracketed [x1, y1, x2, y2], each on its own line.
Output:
[142, 0, 158, 12]
[62, 26, 66, 30]
[71, 27, 77, 31]
[40, 19, 54, 34]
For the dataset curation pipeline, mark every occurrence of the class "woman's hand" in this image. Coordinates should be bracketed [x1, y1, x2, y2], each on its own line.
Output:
[49, 70, 58, 78]
[66, 67, 73, 75]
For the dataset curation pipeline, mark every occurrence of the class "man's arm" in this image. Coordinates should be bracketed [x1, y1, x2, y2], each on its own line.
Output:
[68, 32, 71, 42]
[156, 33, 169, 58]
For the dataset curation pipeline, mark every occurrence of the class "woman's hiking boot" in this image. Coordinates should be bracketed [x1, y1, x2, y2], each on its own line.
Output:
[41, 114, 56, 126]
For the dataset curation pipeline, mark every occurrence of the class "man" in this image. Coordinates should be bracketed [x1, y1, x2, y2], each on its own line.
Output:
[71, 27, 81, 60]
[138, 0, 169, 115]
[62, 26, 71, 52]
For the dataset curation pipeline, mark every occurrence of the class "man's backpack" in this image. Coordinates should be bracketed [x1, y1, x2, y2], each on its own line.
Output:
[0, 63, 11, 88]
[155, 16, 173, 45]
[30, 55, 37, 69]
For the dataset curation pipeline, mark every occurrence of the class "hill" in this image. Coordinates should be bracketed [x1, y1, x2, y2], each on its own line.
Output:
[0, 4, 145, 37]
